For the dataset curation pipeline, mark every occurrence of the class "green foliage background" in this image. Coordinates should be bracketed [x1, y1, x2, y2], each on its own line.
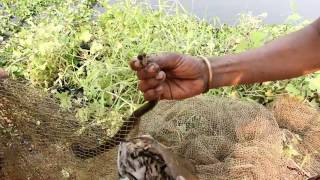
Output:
[1, 0, 319, 129]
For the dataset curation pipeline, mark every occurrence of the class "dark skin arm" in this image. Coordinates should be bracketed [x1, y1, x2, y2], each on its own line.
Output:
[130, 17, 320, 101]
[210, 17, 320, 88]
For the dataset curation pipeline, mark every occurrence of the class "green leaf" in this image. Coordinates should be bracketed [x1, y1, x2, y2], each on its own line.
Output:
[286, 13, 302, 23]
[90, 41, 104, 54]
[285, 83, 300, 96]
[235, 40, 250, 53]
[79, 30, 92, 42]
[308, 78, 320, 91]
[250, 31, 267, 47]
[55, 92, 72, 110]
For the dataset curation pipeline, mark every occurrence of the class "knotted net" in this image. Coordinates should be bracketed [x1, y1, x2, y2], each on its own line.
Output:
[139, 96, 320, 179]
[0, 79, 319, 179]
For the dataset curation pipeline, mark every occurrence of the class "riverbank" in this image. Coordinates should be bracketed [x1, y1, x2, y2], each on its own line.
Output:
[1, 0, 319, 123]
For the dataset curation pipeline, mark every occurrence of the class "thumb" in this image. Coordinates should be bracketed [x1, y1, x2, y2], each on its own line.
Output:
[148, 53, 184, 70]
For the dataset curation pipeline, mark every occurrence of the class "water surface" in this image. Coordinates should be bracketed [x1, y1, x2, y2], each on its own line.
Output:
[106, 0, 320, 24]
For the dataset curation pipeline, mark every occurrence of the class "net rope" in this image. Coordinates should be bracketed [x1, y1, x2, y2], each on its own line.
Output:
[0, 79, 319, 179]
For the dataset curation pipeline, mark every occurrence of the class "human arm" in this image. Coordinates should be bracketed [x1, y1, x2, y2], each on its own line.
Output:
[208, 17, 320, 88]
[130, 18, 320, 101]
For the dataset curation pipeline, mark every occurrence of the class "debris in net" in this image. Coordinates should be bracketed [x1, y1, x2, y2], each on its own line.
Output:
[117, 135, 198, 180]
[0, 79, 319, 179]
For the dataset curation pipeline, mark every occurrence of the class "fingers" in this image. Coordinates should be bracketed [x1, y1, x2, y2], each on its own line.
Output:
[138, 72, 166, 92]
[136, 63, 161, 80]
[130, 52, 183, 81]
[129, 58, 143, 71]
[147, 53, 182, 70]
[143, 86, 164, 101]
[138, 70, 166, 101]
[129, 52, 182, 72]
[0, 69, 8, 79]
[129, 53, 183, 101]
[130, 57, 161, 79]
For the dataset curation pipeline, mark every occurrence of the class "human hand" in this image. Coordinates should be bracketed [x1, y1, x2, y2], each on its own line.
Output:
[129, 53, 209, 101]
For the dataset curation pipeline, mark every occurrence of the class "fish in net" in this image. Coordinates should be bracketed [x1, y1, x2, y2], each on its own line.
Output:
[0, 78, 319, 179]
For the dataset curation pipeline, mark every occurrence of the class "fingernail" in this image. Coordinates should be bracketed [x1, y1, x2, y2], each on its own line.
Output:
[134, 60, 141, 68]
[155, 71, 164, 80]
[148, 65, 155, 73]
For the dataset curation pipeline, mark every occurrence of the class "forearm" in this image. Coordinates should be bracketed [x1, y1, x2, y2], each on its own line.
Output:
[208, 18, 320, 88]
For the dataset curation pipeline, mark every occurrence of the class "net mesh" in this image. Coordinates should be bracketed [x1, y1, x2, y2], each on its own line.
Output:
[138, 96, 320, 179]
[0, 78, 319, 179]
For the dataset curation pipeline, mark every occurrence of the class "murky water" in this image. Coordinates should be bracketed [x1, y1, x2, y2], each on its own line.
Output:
[105, 0, 319, 24]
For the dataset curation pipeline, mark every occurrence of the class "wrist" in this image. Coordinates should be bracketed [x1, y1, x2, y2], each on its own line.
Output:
[199, 55, 235, 89]
[198, 54, 243, 91]
[198, 56, 212, 93]
[208, 54, 248, 88]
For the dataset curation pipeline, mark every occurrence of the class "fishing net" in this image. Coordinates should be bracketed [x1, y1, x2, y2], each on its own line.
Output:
[0, 78, 319, 179]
